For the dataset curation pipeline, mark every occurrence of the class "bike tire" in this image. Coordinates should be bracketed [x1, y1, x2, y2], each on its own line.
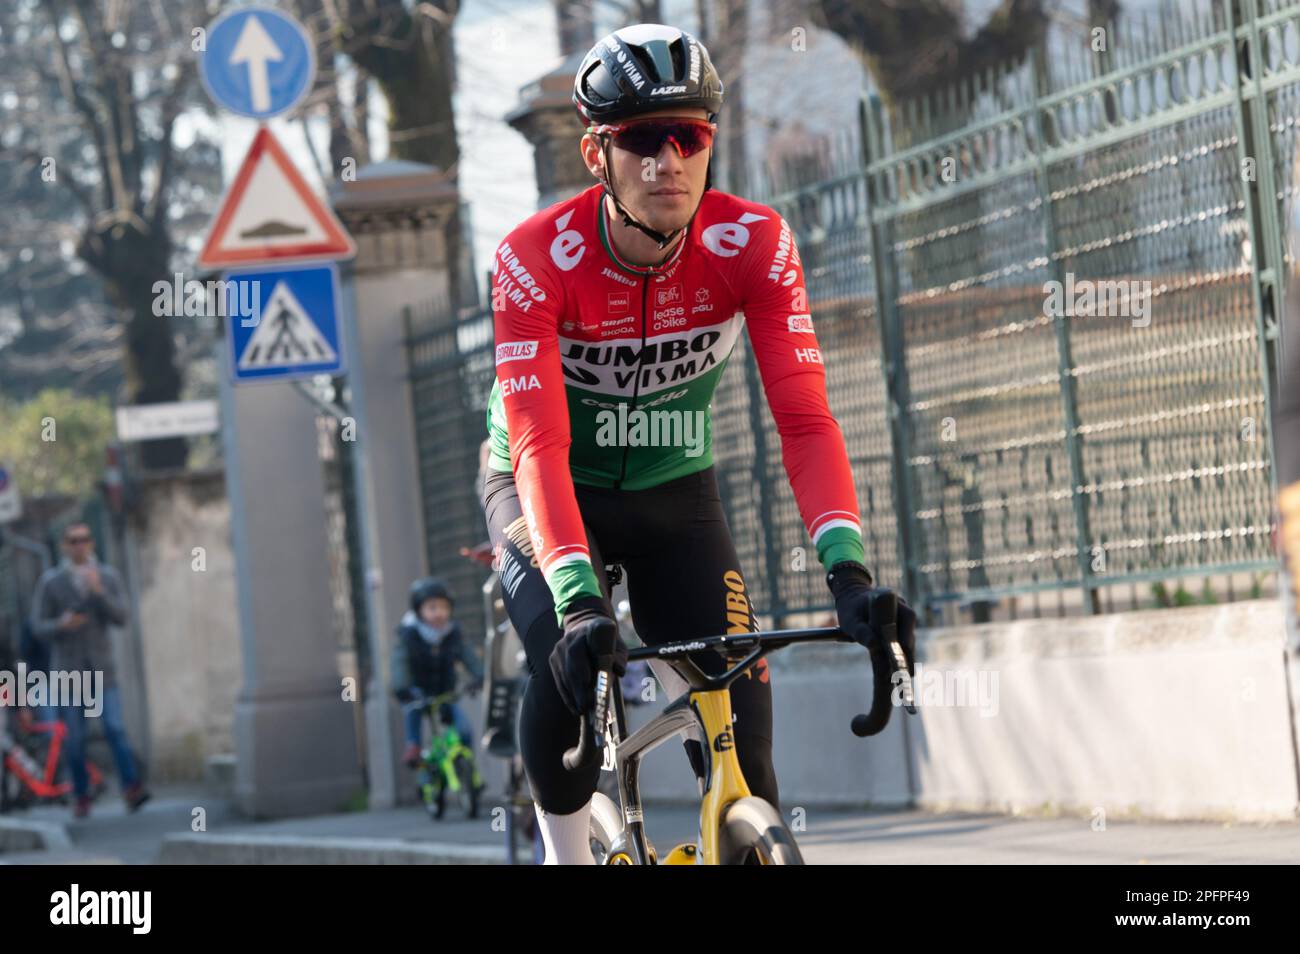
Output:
[717, 797, 804, 865]
[586, 791, 627, 864]
[453, 752, 480, 819]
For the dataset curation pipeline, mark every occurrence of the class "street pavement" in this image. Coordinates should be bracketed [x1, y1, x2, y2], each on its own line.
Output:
[1, 783, 1298, 863]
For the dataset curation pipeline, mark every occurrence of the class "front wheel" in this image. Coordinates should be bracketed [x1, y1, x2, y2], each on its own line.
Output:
[452, 751, 481, 819]
[587, 792, 627, 864]
[717, 797, 804, 865]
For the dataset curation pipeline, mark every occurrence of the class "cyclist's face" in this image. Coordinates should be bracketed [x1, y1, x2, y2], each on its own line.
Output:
[419, 597, 452, 628]
[584, 107, 711, 233]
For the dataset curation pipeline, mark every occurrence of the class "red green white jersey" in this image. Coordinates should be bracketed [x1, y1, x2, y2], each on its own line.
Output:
[488, 183, 866, 615]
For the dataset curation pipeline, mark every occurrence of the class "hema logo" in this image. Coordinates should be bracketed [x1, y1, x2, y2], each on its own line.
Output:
[50, 884, 151, 934]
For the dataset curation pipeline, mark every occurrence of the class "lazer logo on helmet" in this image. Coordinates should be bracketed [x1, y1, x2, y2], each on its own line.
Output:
[651, 85, 687, 95]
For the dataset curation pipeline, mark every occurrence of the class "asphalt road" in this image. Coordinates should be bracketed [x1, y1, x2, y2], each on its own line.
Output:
[2, 785, 1297, 864]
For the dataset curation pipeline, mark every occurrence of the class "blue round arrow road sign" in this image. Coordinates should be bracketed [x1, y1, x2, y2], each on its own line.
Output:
[200, 7, 316, 120]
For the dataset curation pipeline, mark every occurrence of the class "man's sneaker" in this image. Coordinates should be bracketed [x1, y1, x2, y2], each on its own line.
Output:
[124, 783, 151, 813]
[402, 742, 421, 768]
[73, 796, 93, 819]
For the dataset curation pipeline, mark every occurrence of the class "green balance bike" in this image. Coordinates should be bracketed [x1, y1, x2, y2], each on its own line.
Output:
[406, 690, 484, 820]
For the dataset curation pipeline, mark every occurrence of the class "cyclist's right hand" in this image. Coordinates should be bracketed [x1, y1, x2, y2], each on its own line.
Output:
[550, 596, 627, 716]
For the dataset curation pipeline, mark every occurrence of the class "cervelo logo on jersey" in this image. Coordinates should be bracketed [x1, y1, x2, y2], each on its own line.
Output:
[580, 387, 688, 411]
[701, 212, 767, 258]
[559, 315, 742, 394]
[496, 340, 538, 365]
[495, 243, 548, 312]
[787, 314, 815, 334]
[501, 373, 542, 396]
[768, 217, 801, 286]
[550, 209, 586, 272]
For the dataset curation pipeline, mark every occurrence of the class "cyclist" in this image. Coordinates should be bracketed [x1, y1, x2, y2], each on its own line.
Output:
[393, 578, 484, 768]
[482, 23, 916, 864]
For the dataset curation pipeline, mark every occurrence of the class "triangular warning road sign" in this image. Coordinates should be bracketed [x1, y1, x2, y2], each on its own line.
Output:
[199, 127, 355, 269]
[238, 280, 338, 370]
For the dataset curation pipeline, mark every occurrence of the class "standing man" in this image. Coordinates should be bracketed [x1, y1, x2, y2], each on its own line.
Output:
[30, 522, 150, 818]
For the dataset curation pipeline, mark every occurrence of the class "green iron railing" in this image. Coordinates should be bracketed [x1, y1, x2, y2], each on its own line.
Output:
[406, 0, 1295, 623]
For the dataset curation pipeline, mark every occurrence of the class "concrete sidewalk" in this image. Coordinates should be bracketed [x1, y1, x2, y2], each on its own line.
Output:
[3, 783, 1299, 863]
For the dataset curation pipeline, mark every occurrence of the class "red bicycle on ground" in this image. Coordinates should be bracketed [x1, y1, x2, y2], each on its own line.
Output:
[0, 685, 106, 812]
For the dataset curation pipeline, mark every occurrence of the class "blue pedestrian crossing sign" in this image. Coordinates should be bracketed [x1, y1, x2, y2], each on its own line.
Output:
[225, 264, 345, 384]
[200, 7, 316, 119]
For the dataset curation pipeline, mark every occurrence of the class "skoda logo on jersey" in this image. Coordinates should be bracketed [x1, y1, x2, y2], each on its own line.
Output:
[550, 209, 586, 272]
[701, 212, 767, 258]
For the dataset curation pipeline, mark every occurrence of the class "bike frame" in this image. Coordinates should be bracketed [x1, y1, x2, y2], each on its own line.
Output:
[412, 692, 477, 794]
[0, 696, 105, 803]
[598, 626, 849, 865]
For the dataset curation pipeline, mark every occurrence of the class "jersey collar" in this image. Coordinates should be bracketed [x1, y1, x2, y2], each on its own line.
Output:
[596, 191, 690, 279]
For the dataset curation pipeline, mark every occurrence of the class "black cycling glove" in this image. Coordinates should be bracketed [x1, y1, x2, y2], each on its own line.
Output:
[549, 596, 628, 716]
[826, 561, 917, 675]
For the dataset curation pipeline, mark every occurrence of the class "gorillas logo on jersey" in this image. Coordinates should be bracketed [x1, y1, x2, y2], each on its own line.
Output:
[701, 212, 767, 258]
[558, 316, 743, 394]
[550, 209, 586, 271]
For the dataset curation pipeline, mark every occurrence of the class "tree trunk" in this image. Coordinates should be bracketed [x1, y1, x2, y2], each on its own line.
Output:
[79, 217, 186, 469]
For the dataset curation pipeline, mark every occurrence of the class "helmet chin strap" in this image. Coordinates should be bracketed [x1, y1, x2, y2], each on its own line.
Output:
[600, 138, 710, 253]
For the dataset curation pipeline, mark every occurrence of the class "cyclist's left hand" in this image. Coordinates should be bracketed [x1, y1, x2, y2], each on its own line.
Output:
[826, 562, 916, 674]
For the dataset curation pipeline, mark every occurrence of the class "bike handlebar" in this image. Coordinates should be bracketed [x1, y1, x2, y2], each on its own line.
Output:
[563, 611, 916, 772]
[562, 661, 613, 771]
[849, 591, 917, 736]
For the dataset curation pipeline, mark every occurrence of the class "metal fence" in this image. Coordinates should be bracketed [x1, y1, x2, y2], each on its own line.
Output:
[407, 0, 1296, 624]
[405, 297, 498, 643]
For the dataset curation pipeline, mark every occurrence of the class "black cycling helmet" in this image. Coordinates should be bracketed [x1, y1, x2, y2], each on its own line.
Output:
[409, 577, 453, 612]
[573, 23, 723, 125]
[574, 25, 724, 250]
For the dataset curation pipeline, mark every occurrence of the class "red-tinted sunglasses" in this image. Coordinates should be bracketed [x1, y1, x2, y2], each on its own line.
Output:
[589, 118, 718, 159]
